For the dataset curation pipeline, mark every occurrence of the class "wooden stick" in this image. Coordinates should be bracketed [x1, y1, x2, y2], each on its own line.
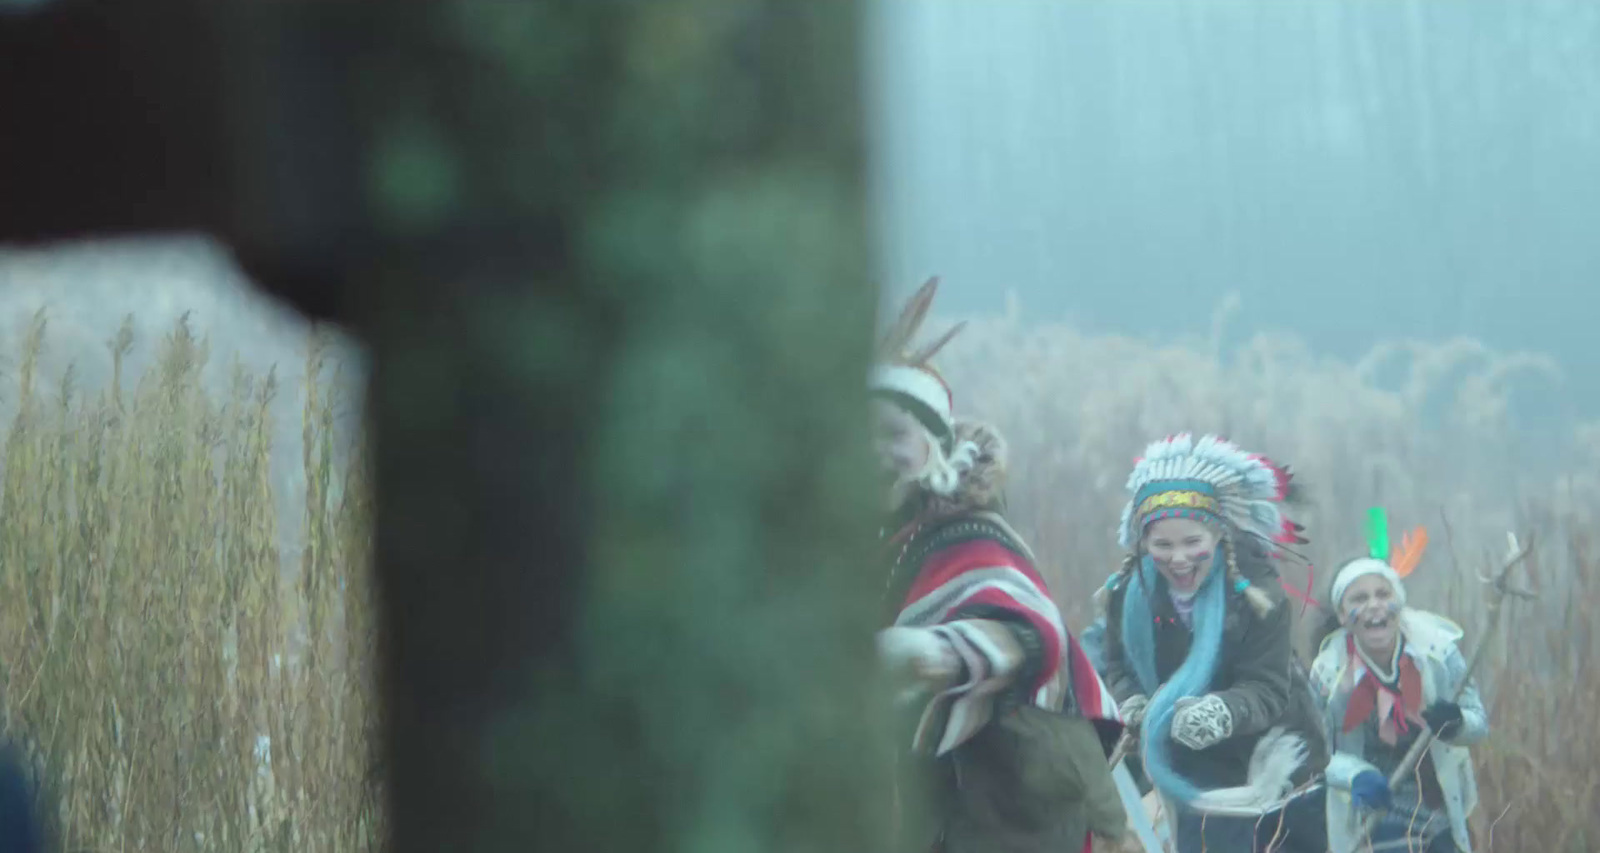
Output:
[1354, 532, 1534, 841]
[1108, 728, 1133, 770]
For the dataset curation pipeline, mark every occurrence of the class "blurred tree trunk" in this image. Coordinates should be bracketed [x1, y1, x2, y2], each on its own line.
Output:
[1, 3, 892, 852]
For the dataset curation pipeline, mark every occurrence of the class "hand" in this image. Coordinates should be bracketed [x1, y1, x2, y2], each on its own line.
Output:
[1170, 694, 1233, 750]
[1119, 694, 1149, 730]
[1421, 701, 1464, 738]
[876, 627, 962, 684]
[1350, 769, 1392, 811]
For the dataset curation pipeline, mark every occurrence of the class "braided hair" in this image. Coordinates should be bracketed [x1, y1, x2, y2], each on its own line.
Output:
[1096, 524, 1275, 619]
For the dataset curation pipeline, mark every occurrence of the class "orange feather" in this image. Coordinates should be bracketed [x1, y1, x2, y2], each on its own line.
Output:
[1390, 526, 1428, 578]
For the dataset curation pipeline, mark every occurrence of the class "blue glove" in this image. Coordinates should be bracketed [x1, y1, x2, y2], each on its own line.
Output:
[1350, 769, 1391, 811]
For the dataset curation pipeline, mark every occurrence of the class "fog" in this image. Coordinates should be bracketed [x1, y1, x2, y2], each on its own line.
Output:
[867, 0, 1596, 429]
[3, 0, 1596, 535]
[0, 235, 365, 559]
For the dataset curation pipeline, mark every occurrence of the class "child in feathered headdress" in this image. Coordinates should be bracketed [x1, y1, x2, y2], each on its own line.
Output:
[1308, 511, 1489, 853]
[1096, 433, 1330, 852]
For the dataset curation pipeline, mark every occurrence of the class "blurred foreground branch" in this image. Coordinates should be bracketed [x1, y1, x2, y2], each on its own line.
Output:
[1, 2, 891, 850]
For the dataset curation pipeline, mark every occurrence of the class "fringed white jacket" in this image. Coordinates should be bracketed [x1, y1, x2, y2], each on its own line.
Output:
[1309, 612, 1489, 853]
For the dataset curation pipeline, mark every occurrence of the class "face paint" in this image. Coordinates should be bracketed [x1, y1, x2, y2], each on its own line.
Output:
[1346, 599, 1400, 622]
[1340, 573, 1403, 658]
[1143, 517, 1220, 597]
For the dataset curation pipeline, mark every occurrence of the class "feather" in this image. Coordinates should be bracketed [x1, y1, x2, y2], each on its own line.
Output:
[1125, 434, 1302, 549]
[1389, 526, 1429, 578]
[1366, 507, 1390, 561]
[1189, 727, 1308, 814]
[876, 276, 940, 361]
[1282, 574, 1321, 617]
[906, 319, 967, 366]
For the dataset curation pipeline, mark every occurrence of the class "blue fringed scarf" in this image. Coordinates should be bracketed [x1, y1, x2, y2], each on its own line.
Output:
[1121, 554, 1227, 805]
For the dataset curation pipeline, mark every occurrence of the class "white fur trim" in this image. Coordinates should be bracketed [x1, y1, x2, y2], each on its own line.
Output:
[870, 364, 953, 424]
[1188, 727, 1312, 815]
[1331, 558, 1407, 611]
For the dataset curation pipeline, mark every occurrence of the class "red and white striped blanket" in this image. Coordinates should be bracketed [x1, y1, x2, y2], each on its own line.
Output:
[888, 510, 1128, 853]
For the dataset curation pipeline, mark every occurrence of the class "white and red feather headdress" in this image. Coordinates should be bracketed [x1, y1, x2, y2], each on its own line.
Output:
[1118, 433, 1304, 551]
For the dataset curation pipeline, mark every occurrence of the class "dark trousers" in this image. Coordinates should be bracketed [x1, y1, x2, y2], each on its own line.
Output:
[1172, 787, 1326, 853]
[0, 744, 39, 853]
[1242, 786, 1459, 853]
[1369, 825, 1460, 852]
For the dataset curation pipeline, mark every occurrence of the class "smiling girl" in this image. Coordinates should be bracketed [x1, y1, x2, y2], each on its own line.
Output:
[1098, 433, 1329, 852]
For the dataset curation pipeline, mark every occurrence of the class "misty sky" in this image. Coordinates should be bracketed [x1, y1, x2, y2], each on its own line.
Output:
[867, 1, 1597, 418]
[1, 1, 1594, 436]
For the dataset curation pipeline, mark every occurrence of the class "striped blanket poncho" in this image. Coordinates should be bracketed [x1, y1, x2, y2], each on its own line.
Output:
[885, 509, 1127, 853]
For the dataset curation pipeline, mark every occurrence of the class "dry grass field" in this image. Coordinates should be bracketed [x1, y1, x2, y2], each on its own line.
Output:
[0, 298, 1594, 850]
[0, 310, 378, 851]
[937, 298, 1598, 851]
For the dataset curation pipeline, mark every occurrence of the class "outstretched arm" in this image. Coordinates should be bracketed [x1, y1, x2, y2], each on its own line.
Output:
[885, 538, 1066, 755]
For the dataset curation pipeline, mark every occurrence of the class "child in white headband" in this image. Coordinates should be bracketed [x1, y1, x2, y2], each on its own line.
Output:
[1307, 509, 1489, 853]
[870, 278, 1139, 852]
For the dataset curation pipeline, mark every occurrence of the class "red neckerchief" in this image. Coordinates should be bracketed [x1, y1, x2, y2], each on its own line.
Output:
[1341, 633, 1423, 745]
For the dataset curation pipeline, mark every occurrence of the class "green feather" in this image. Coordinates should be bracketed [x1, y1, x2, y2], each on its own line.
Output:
[1367, 507, 1389, 561]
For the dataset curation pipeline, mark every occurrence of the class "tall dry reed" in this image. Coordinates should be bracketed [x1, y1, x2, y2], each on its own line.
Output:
[936, 299, 1596, 850]
[0, 310, 378, 852]
[4, 296, 1592, 849]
